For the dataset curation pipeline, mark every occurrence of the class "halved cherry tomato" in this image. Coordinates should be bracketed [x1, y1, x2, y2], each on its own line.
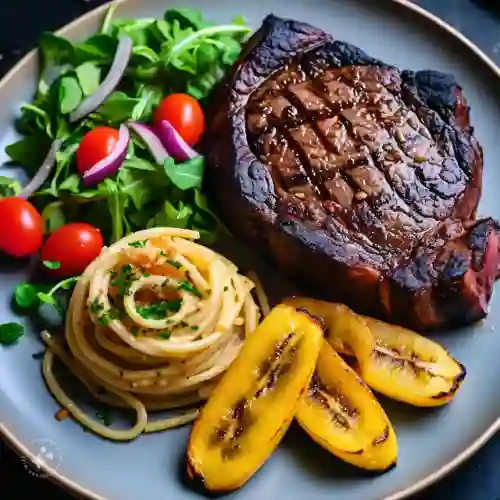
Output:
[153, 93, 205, 146]
[0, 197, 43, 258]
[76, 126, 119, 175]
[41, 223, 104, 277]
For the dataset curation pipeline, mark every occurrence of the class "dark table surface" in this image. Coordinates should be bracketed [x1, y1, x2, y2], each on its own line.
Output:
[2, 0, 500, 498]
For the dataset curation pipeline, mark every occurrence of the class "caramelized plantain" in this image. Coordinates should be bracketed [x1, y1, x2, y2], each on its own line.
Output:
[186, 304, 323, 491]
[296, 341, 397, 471]
[355, 317, 466, 407]
[285, 297, 466, 407]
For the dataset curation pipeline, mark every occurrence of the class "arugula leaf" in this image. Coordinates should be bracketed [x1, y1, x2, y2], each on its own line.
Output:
[41, 202, 66, 233]
[118, 168, 157, 211]
[95, 91, 139, 123]
[121, 157, 159, 172]
[14, 283, 39, 310]
[5, 134, 52, 172]
[59, 173, 81, 194]
[20, 103, 53, 138]
[195, 43, 220, 73]
[111, 18, 155, 46]
[38, 137, 80, 197]
[164, 8, 208, 31]
[132, 46, 160, 64]
[59, 75, 83, 114]
[75, 62, 101, 96]
[0, 176, 21, 198]
[164, 156, 204, 190]
[0, 323, 24, 345]
[101, 178, 126, 242]
[74, 34, 117, 64]
[149, 199, 193, 229]
[39, 32, 75, 68]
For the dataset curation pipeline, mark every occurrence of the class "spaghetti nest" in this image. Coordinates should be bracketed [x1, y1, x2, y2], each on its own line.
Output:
[42, 227, 261, 441]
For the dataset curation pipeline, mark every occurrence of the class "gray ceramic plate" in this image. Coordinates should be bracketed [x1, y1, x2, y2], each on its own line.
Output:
[2, 0, 500, 499]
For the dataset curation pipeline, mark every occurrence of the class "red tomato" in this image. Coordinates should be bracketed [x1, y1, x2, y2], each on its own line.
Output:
[76, 126, 120, 175]
[0, 197, 43, 258]
[41, 223, 104, 276]
[153, 93, 205, 146]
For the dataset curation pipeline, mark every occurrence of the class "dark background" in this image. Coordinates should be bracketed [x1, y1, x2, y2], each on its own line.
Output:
[2, 0, 500, 498]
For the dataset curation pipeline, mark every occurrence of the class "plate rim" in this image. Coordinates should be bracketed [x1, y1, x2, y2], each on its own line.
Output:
[1, 0, 500, 499]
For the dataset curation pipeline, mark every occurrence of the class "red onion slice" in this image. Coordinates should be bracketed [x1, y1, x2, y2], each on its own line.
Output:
[19, 139, 61, 199]
[127, 122, 170, 165]
[70, 35, 133, 123]
[82, 124, 130, 186]
[155, 120, 201, 162]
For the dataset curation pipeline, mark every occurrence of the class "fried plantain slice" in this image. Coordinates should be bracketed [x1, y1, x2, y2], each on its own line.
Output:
[296, 340, 398, 471]
[186, 304, 323, 491]
[284, 297, 466, 407]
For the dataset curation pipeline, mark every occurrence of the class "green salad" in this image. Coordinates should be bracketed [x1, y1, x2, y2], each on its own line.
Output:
[2, 5, 250, 243]
[0, 5, 252, 344]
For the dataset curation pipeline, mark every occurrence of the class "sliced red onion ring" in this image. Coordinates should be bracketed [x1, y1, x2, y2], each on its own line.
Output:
[70, 35, 133, 123]
[155, 120, 201, 162]
[82, 124, 130, 186]
[19, 139, 61, 199]
[127, 122, 170, 165]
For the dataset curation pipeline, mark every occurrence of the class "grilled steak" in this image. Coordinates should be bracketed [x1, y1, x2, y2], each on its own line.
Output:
[205, 15, 500, 331]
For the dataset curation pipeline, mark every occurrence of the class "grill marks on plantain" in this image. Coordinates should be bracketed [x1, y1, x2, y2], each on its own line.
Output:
[308, 373, 360, 431]
[246, 62, 468, 240]
[210, 332, 302, 461]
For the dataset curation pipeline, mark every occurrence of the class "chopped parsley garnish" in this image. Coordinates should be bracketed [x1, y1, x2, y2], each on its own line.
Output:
[167, 259, 182, 269]
[143, 272, 151, 278]
[111, 264, 137, 295]
[137, 300, 182, 320]
[159, 250, 168, 257]
[90, 299, 120, 325]
[131, 326, 139, 337]
[159, 330, 172, 340]
[42, 260, 61, 270]
[223, 286, 229, 292]
[178, 280, 201, 297]
[190, 326, 199, 331]
[0, 322, 24, 345]
[90, 299, 104, 314]
[128, 239, 148, 248]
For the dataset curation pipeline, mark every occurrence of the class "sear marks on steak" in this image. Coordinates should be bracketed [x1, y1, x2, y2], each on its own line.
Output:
[204, 15, 500, 331]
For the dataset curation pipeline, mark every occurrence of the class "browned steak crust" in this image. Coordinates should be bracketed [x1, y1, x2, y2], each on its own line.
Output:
[204, 15, 500, 331]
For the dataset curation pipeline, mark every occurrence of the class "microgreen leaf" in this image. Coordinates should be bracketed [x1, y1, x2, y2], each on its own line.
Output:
[0, 323, 25, 345]
[43, 260, 61, 270]
[14, 283, 39, 309]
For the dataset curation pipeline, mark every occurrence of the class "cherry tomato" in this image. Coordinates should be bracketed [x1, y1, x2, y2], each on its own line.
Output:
[76, 126, 120, 175]
[41, 223, 104, 276]
[153, 93, 205, 146]
[0, 197, 43, 258]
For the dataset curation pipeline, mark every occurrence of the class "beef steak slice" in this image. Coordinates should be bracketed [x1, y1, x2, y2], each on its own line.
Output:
[204, 15, 500, 331]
